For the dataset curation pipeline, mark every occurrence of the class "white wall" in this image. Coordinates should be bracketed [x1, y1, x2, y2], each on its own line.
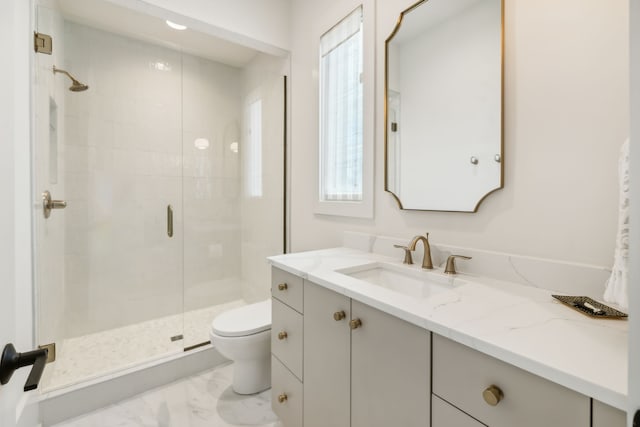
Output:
[290, 0, 629, 268]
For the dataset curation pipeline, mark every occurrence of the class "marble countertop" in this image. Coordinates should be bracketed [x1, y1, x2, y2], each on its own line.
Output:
[268, 247, 628, 411]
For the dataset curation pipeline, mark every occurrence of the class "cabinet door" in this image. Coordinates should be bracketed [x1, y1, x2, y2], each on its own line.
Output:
[351, 300, 430, 427]
[303, 281, 351, 427]
[593, 400, 625, 427]
[432, 395, 487, 427]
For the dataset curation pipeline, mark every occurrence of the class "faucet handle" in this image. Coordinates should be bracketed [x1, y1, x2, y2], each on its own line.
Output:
[444, 255, 472, 275]
[393, 245, 413, 265]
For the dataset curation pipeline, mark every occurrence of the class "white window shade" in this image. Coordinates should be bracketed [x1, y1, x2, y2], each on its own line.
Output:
[319, 6, 364, 203]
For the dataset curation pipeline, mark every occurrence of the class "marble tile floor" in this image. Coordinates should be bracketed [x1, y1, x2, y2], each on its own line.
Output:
[52, 362, 282, 427]
[42, 300, 247, 391]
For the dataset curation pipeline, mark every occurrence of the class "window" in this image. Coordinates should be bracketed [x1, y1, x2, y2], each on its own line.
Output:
[315, 3, 373, 218]
[319, 6, 366, 200]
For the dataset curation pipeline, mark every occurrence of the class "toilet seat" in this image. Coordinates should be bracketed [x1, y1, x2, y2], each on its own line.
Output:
[211, 300, 271, 337]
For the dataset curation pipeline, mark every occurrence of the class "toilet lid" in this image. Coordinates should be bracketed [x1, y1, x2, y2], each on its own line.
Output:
[211, 300, 271, 337]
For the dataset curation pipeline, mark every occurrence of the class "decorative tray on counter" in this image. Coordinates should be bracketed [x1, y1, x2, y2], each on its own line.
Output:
[552, 295, 628, 319]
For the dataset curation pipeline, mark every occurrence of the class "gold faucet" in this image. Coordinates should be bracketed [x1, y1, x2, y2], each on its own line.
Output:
[408, 233, 433, 269]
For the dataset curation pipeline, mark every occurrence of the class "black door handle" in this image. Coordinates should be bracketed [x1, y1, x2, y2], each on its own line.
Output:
[0, 343, 48, 391]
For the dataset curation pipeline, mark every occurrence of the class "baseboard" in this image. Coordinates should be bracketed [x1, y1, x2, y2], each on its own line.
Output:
[16, 393, 40, 427]
[38, 345, 227, 426]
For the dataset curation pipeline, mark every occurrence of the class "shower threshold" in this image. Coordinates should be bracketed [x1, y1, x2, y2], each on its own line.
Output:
[40, 299, 247, 392]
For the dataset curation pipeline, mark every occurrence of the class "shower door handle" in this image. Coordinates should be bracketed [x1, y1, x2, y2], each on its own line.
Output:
[167, 205, 173, 238]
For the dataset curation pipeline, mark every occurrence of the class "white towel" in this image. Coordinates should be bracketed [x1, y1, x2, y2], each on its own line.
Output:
[604, 139, 629, 309]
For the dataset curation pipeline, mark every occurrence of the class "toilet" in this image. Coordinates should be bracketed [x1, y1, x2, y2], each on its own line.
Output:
[210, 300, 272, 394]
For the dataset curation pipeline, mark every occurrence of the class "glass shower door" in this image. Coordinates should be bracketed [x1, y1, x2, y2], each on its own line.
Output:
[34, 7, 185, 391]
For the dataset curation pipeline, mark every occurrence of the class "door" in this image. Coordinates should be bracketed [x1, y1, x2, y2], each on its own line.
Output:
[1, 0, 38, 425]
[630, 1, 640, 427]
[350, 301, 430, 427]
[303, 281, 350, 427]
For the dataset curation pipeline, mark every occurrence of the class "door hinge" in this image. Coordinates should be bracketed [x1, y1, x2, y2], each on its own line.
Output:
[34, 32, 52, 55]
[38, 342, 56, 363]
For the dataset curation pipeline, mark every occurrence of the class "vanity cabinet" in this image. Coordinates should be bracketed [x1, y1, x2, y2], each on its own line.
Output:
[432, 334, 590, 427]
[592, 400, 626, 427]
[270, 268, 304, 425]
[271, 266, 623, 427]
[302, 280, 430, 427]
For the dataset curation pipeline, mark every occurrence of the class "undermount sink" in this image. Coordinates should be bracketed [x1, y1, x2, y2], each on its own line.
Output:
[337, 262, 455, 299]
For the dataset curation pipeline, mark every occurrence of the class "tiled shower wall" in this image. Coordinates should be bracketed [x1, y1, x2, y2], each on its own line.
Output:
[62, 22, 243, 337]
[239, 53, 287, 304]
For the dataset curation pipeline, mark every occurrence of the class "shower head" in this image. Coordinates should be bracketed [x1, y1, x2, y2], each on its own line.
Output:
[53, 66, 89, 92]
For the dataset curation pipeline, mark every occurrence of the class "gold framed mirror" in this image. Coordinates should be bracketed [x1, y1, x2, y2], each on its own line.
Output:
[385, 0, 504, 212]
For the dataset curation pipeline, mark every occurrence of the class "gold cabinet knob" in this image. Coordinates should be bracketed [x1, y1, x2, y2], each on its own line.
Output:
[278, 283, 288, 291]
[278, 393, 288, 403]
[278, 331, 288, 340]
[333, 311, 346, 321]
[349, 318, 362, 330]
[482, 385, 503, 406]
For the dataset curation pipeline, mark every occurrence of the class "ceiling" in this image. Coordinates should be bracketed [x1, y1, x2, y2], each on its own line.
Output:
[55, 0, 259, 68]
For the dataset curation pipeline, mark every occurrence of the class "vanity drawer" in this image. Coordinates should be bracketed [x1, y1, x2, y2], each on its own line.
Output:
[592, 400, 625, 427]
[272, 267, 303, 313]
[271, 356, 302, 427]
[432, 334, 590, 427]
[432, 394, 486, 427]
[272, 298, 303, 380]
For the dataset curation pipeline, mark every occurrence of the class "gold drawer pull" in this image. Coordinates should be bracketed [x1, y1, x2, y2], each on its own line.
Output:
[278, 331, 288, 340]
[333, 311, 346, 321]
[483, 385, 503, 406]
[349, 318, 362, 330]
[278, 283, 288, 291]
[278, 393, 288, 403]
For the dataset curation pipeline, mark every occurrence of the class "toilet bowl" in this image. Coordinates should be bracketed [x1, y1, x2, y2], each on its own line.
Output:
[210, 300, 271, 394]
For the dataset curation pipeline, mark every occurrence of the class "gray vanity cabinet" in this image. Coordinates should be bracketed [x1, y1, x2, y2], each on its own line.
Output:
[592, 400, 626, 427]
[431, 334, 590, 427]
[302, 279, 430, 427]
[350, 300, 430, 427]
[272, 267, 620, 427]
[271, 268, 304, 426]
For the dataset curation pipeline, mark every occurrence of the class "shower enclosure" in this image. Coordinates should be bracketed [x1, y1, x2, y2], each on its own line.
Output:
[33, 1, 287, 391]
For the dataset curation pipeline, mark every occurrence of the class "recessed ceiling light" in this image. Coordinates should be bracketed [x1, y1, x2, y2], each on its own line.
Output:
[166, 20, 187, 31]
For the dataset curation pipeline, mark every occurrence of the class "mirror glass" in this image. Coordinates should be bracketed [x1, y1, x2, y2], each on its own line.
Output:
[385, 0, 503, 212]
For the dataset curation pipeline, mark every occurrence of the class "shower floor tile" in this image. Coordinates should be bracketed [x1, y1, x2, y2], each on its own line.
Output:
[51, 362, 282, 427]
[42, 300, 247, 392]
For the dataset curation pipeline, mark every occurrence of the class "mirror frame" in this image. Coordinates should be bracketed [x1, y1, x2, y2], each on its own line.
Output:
[384, 0, 505, 212]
